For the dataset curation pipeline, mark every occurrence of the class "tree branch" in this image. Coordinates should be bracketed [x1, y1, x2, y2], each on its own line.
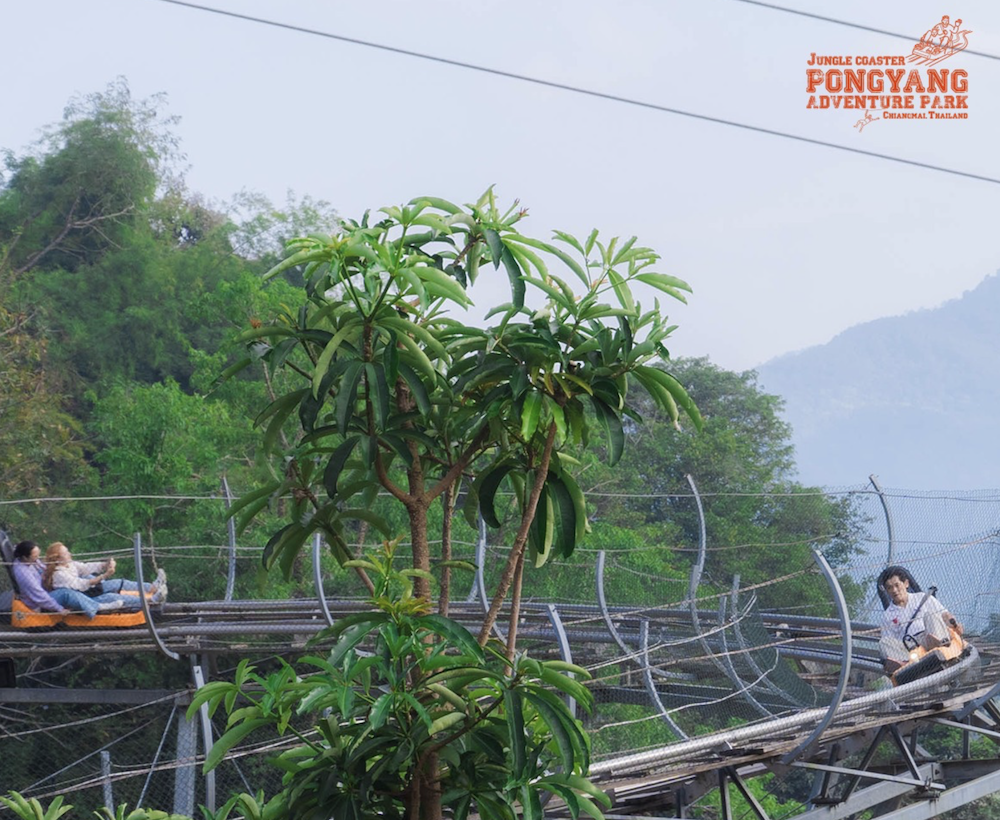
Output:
[477, 422, 558, 647]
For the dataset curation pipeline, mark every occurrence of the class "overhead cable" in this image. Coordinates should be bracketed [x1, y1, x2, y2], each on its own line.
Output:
[730, 0, 1000, 63]
[153, 0, 1000, 187]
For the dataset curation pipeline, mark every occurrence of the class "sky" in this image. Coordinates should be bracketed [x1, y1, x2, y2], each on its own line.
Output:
[2, 0, 998, 371]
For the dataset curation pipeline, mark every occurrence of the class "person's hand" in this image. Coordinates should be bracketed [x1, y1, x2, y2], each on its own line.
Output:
[106, 558, 117, 576]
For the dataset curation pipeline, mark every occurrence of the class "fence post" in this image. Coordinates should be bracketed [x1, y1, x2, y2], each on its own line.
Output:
[869, 474, 896, 566]
[221, 476, 237, 602]
[100, 750, 114, 814]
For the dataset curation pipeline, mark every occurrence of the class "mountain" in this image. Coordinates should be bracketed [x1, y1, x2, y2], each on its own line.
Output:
[756, 273, 1000, 489]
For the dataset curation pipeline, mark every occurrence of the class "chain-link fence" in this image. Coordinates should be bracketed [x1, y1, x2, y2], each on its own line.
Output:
[2, 481, 1000, 813]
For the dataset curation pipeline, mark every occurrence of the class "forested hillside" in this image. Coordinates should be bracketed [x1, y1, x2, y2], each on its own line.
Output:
[757, 272, 1000, 489]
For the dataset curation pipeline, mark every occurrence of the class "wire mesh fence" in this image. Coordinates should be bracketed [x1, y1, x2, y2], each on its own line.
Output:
[1, 481, 999, 813]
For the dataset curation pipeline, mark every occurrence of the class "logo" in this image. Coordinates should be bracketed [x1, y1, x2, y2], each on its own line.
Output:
[854, 111, 879, 133]
[910, 15, 973, 66]
[805, 14, 971, 130]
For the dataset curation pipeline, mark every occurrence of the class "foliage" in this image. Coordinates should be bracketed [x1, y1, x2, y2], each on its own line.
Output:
[0, 78, 177, 282]
[227, 189, 699, 643]
[0, 792, 73, 820]
[579, 357, 864, 611]
[189, 542, 609, 820]
[0, 301, 88, 505]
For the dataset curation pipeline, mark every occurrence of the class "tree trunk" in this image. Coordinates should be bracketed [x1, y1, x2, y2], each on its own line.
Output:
[438, 487, 453, 616]
[477, 423, 558, 646]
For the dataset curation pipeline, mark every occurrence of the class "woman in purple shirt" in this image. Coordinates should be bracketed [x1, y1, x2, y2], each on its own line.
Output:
[11, 540, 125, 618]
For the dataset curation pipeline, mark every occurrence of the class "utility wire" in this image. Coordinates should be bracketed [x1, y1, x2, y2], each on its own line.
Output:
[730, 0, 1000, 63]
[154, 0, 1000, 187]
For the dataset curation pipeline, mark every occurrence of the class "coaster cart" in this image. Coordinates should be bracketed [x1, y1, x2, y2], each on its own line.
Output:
[1, 530, 148, 629]
[892, 622, 969, 686]
[908, 28, 973, 67]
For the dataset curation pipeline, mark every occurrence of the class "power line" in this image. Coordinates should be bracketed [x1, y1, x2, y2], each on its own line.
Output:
[154, 0, 1000, 187]
[730, 0, 1000, 63]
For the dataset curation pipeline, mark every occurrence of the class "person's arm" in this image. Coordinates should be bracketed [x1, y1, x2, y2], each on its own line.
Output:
[51, 564, 100, 592]
[12, 563, 69, 613]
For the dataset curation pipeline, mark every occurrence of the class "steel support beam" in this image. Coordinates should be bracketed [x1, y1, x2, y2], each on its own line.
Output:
[0, 688, 190, 704]
[876, 764, 1000, 819]
[794, 764, 938, 820]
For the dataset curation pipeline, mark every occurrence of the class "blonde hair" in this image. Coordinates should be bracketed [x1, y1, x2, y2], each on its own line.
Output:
[42, 542, 70, 590]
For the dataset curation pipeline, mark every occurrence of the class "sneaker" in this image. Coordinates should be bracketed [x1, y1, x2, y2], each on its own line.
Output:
[151, 580, 168, 605]
[155, 568, 167, 586]
[96, 600, 124, 613]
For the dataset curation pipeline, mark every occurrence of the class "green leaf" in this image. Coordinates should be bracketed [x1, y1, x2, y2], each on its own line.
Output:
[336, 361, 364, 434]
[538, 666, 593, 712]
[477, 463, 514, 528]
[380, 315, 447, 360]
[408, 195, 463, 215]
[204, 718, 270, 773]
[560, 470, 588, 546]
[524, 275, 572, 310]
[484, 228, 504, 269]
[520, 391, 542, 441]
[263, 247, 330, 281]
[323, 437, 360, 499]
[518, 235, 588, 286]
[636, 366, 703, 431]
[411, 264, 471, 307]
[429, 710, 465, 736]
[365, 362, 390, 429]
[312, 321, 360, 398]
[607, 269, 635, 313]
[546, 473, 578, 559]
[262, 523, 297, 570]
[505, 688, 527, 778]
[419, 614, 485, 659]
[523, 691, 575, 772]
[589, 397, 625, 466]
[520, 785, 543, 820]
[500, 246, 526, 309]
[216, 356, 253, 385]
[393, 327, 438, 384]
[635, 271, 692, 303]
[397, 362, 432, 415]
[529, 484, 555, 568]
[227, 480, 281, 522]
[257, 389, 308, 454]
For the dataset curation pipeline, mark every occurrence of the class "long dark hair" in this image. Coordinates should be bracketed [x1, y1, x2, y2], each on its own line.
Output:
[13, 540, 37, 561]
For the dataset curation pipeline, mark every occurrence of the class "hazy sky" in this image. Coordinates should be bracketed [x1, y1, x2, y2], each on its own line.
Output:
[3, 0, 997, 371]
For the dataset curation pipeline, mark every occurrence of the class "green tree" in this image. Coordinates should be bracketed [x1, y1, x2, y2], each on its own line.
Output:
[0, 78, 177, 283]
[221, 189, 700, 819]
[86, 380, 247, 548]
[191, 546, 609, 820]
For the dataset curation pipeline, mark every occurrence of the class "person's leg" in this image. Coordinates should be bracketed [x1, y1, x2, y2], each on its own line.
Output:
[922, 610, 951, 648]
[50, 588, 99, 619]
[92, 592, 141, 612]
[102, 578, 153, 594]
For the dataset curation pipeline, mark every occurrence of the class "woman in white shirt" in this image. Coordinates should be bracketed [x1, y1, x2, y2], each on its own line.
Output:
[42, 542, 167, 605]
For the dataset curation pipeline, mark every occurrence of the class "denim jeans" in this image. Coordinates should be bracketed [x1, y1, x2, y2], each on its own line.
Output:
[99, 578, 152, 596]
[49, 587, 126, 619]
